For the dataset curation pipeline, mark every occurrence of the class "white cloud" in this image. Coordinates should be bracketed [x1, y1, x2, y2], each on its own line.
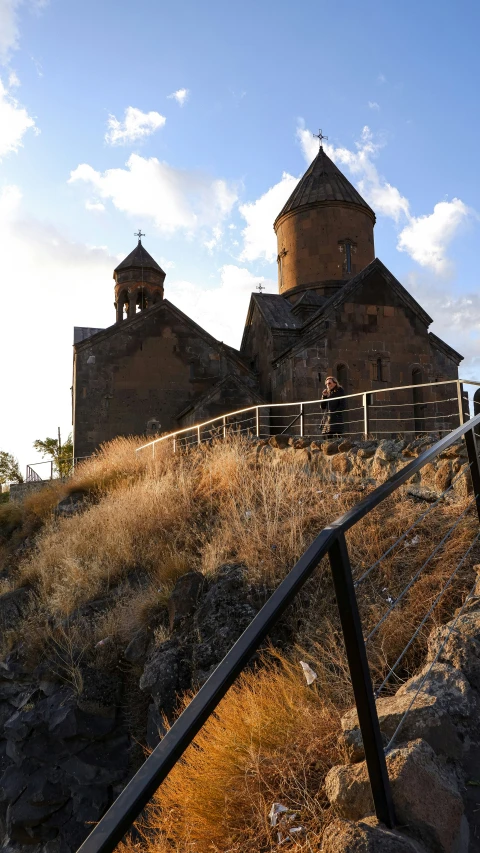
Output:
[406, 270, 480, 372]
[368, 101, 380, 110]
[105, 106, 166, 145]
[8, 69, 19, 86]
[85, 199, 105, 213]
[0, 76, 37, 159]
[169, 264, 276, 346]
[204, 225, 223, 253]
[378, 73, 386, 84]
[167, 88, 189, 107]
[297, 121, 469, 273]
[0, 0, 20, 63]
[239, 172, 299, 262]
[398, 199, 469, 274]
[0, 184, 118, 471]
[69, 153, 238, 236]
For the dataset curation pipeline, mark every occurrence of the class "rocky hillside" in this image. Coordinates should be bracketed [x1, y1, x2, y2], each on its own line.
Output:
[0, 434, 477, 853]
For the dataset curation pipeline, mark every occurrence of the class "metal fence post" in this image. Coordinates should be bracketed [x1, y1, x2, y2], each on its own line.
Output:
[197, 426, 201, 446]
[456, 380, 465, 427]
[465, 425, 480, 525]
[328, 532, 395, 828]
[255, 407, 260, 438]
[300, 403, 304, 437]
[223, 416, 226, 439]
[173, 435, 176, 454]
[363, 393, 369, 439]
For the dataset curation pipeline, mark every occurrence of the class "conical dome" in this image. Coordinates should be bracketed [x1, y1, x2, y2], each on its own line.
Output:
[114, 241, 166, 275]
[274, 147, 375, 229]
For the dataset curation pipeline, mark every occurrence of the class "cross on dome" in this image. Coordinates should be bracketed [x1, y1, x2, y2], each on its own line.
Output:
[314, 129, 328, 149]
[256, 282, 265, 293]
[134, 229, 145, 243]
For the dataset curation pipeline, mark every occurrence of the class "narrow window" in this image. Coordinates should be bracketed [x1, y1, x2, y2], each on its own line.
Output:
[345, 242, 352, 273]
[376, 358, 383, 382]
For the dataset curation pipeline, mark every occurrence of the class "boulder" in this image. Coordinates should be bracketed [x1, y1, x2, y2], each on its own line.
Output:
[331, 453, 351, 476]
[325, 740, 465, 853]
[168, 571, 207, 631]
[341, 691, 463, 762]
[124, 628, 151, 664]
[357, 443, 376, 460]
[55, 491, 88, 518]
[434, 461, 452, 493]
[338, 439, 353, 453]
[396, 662, 477, 720]
[0, 587, 33, 633]
[427, 610, 480, 691]
[375, 440, 402, 464]
[140, 639, 193, 716]
[322, 441, 341, 456]
[321, 817, 427, 852]
[268, 435, 292, 450]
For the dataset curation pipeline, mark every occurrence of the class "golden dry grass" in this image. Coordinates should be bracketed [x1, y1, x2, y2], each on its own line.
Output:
[1, 434, 478, 852]
[128, 652, 343, 853]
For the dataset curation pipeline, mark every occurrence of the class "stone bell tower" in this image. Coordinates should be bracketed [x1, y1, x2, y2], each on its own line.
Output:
[114, 230, 166, 323]
[274, 132, 376, 300]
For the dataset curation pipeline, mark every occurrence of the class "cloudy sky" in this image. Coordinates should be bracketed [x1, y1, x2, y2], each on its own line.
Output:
[1, 0, 479, 473]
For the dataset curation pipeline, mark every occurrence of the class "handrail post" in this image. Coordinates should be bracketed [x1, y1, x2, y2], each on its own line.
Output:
[255, 407, 259, 438]
[465, 425, 480, 525]
[456, 379, 464, 427]
[300, 403, 304, 437]
[328, 532, 395, 828]
[152, 443, 155, 461]
[363, 393, 369, 439]
[173, 435, 176, 454]
[197, 425, 201, 446]
[223, 416, 226, 439]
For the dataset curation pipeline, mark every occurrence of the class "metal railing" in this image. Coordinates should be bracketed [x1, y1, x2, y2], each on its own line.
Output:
[24, 456, 92, 482]
[78, 408, 480, 853]
[136, 378, 480, 456]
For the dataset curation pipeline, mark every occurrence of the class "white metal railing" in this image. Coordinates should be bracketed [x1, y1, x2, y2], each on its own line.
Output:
[136, 378, 480, 456]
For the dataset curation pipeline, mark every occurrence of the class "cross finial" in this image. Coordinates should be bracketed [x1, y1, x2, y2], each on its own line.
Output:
[134, 229, 145, 243]
[314, 129, 328, 150]
[256, 282, 265, 293]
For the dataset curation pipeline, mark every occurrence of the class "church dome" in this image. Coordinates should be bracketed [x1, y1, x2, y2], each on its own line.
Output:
[274, 146, 375, 228]
[274, 142, 376, 296]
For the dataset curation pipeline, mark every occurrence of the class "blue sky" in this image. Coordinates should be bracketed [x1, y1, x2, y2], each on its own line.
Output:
[1, 0, 479, 473]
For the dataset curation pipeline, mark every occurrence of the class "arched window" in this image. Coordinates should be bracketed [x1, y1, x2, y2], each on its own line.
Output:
[336, 363, 348, 389]
[118, 290, 129, 321]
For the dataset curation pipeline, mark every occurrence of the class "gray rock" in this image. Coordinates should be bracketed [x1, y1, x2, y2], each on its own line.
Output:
[0, 587, 33, 633]
[168, 571, 207, 631]
[322, 817, 427, 852]
[325, 739, 465, 853]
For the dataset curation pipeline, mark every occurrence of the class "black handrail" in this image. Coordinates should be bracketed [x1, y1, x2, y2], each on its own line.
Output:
[77, 411, 480, 853]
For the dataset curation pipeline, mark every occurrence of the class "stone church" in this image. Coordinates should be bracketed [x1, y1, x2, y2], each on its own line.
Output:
[73, 143, 462, 458]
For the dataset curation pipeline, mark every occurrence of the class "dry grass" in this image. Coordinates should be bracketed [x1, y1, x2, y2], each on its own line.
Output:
[129, 652, 343, 853]
[2, 434, 479, 852]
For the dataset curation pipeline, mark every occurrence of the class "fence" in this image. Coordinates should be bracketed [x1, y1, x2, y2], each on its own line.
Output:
[136, 378, 480, 457]
[76, 405, 480, 853]
[25, 456, 91, 482]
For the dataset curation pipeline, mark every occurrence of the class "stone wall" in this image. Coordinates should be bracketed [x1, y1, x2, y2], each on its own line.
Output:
[73, 301, 258, 458]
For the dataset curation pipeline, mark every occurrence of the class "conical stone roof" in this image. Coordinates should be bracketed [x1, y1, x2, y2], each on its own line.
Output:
[274, 147, 375, 228]
[114, 241, 165, 274]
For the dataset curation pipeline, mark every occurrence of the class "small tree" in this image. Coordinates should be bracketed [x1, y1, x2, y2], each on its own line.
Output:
[0, 451, 23, 486]
[33, 433, 74, 478]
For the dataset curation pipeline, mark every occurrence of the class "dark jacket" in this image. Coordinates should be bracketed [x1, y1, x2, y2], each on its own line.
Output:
[320, 385, 346, 437]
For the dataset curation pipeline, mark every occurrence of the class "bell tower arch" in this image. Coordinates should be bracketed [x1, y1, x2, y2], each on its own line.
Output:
[114, 231, 166, 323]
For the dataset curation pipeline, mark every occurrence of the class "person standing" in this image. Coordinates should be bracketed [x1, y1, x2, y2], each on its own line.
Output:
[320, 376, 346, 438]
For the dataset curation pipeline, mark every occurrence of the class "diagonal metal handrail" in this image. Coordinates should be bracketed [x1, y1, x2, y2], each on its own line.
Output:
[77, 411, 480, 853]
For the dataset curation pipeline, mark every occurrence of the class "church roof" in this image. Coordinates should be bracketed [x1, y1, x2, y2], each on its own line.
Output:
[274, 146, 375, 227]
[251, 293, 303, 330]
[114, 240, 165, 274]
